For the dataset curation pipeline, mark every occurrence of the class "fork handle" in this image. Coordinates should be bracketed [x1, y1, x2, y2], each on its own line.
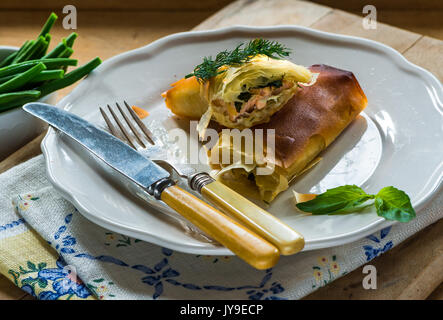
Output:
[191, 174, 305, 255]
[160, 184, 279, 270]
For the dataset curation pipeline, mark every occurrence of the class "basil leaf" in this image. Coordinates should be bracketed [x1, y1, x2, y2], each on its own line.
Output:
[296, 185, 374, 215]
[375, 186, 416, 222]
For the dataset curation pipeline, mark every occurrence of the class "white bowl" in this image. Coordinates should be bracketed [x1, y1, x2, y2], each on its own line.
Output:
[0, 46, 57, 161]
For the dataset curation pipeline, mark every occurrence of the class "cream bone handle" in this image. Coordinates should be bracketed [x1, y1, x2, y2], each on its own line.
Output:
[189, 173, 305, 255]
[148, 178, 280, 270]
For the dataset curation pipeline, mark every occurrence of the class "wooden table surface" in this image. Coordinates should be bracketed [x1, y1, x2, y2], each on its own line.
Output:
[0, 0, 442, 300]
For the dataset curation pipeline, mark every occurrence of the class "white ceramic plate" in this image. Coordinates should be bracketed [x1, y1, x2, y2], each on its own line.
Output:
[42, 26, 443, 255]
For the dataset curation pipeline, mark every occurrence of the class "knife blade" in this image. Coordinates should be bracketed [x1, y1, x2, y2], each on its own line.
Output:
[25, 103, 169, 189]
[23, 102, 280, 269]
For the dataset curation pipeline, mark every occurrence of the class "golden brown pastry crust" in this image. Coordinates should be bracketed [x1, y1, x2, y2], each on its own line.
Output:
[209, 64, 368, 202]
[255, 64, 368, 169]
[162, 76, 208, 120]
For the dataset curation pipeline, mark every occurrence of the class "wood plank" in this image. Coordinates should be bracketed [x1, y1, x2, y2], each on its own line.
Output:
[306, 219, 443, 299]
[377, 10, 443, 40]
[0, 0, 235, 11]
[397, 250, 443, 299]
[310, 0, 443, 10]
[331, 10, 443, 41]
[1, 0, 442, 11]
[0, 11, 211, 60]
[403, 36, 443, 82]
[0, 132, 46, 175]
[428, 282, 443, 300]
[311, 9, 422, 52]
[0, 274, 27, 300]
[194, 0, 332, 30]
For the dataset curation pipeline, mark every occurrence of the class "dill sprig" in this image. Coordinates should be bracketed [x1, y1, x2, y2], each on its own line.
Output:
[185, 39, 291, 82]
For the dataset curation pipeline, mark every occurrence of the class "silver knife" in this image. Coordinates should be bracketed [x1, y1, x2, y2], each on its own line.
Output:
[23, 102, 279, 270]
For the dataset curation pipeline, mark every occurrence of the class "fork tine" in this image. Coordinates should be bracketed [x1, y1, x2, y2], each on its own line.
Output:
[124, 101, 155, 145]
[107, 104, 137, 149]
[116, 102, 146, 148]
[100, 107, 125, 141]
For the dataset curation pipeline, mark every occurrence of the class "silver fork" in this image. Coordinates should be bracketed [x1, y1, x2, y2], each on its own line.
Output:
[100, 101, 305, 256]
[100, 101, 156, 149]
[100, 101, 195, 178]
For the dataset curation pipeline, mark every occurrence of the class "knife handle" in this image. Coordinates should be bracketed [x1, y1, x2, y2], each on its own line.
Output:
[160, 184, 279, 270]
[191, 175, 305, 255]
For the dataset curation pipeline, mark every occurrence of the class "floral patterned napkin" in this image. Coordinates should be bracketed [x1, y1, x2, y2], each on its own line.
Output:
[0, 155, 442, 300]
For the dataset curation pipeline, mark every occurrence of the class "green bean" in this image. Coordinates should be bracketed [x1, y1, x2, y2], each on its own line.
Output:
[0, 58, 75, 78]
[0, 90, 41, 112]
[5, 13, 57, 64]
[0, 61, 39, 78]
[40, 57, 101, 97]
[38, 12, 58, 37]
[43, 44, 67, 59]
[32, 69, 64, 82]
[3, 40, 32, 67]
[20, 37, 41, 63]
[29, 37, 49, 60]
[17, 40, 31, 53]
[0, 69, 65, 84]
[65, 32, 78, 48]
[58, 47, 74, 59]
[35, 58, 78, 69]
[16, 40, 31, 56]
[4, 58, 75, 84]
[45, 33, 76, 58]
[12, 40, 35, 64]
[0, 13, 104, 112]
[34, 40, 49, 60]
[0, 51, 18, 68]
[2, 69, 65, 84]
[0, 90, 41, 105]
[0, 63, 46, 94]
[33, 34, 52, 59]
[6, 40, 31, 66]
[0, 94, 42, 112]
[58, 46, 74, 73]
[15, 36, 47, 63]
[43, 39, 68, 59]
[0, 74, 15, 84]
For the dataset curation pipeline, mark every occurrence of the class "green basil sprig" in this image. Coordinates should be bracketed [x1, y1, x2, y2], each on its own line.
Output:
[296, 185, 416, 222]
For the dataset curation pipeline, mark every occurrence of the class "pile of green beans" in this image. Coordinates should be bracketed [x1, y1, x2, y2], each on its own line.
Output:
[0, 13, 102, 112]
